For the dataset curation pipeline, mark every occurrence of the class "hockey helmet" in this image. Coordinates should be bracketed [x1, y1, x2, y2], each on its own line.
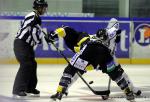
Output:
[33, 0, 48, 9]
[96, 29, 108, 40]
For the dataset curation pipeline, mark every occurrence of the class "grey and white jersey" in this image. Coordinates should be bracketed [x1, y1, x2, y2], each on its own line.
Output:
[90, 18, 119, 55]
[106, 18, 119, 55]
[90, 29, 118, 55]
[16, 11, 42, 47]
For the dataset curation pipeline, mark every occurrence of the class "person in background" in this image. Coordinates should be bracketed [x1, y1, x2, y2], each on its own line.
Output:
[12, 0, 48, 97]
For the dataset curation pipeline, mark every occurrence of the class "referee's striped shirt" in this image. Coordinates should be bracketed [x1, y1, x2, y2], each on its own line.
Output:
[16, 11, 42, 47]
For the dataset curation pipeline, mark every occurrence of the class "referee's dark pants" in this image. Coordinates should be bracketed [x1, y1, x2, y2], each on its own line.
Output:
[12, 39, 37, 94]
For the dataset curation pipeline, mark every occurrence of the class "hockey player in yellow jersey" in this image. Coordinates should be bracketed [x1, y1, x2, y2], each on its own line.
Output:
[45, 18, 141, 101]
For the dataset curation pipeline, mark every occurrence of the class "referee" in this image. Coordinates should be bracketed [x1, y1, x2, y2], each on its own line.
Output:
[12, 0, 48, 97]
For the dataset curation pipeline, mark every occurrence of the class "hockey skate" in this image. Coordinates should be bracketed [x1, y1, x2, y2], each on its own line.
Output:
[101, 95, 109, 100]
[133, 89, 142, 96]
[26, 89, 40, 97]
[50, 92, 63, 101]
[64, 91, 68, 96]
[13, 91, 27, 99]
[50, 85, 67, 101]
[124, 87, 135, 101]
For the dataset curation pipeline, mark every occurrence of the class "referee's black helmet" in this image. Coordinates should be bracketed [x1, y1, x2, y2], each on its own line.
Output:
[33, 0, 48, 9]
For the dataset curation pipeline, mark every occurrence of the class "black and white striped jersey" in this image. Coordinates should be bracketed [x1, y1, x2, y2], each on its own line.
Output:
[16, 11, 42, 47]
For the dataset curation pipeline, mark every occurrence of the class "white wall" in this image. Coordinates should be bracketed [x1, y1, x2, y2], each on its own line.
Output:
[0, 0, 82, 13]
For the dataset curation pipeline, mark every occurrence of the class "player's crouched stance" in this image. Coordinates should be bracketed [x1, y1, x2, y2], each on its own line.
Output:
[49, 38, 136, 101]
[47, 20, 141, 101]
[50, 50, 134, 101]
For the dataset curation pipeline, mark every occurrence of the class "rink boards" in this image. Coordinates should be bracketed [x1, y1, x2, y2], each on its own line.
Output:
[0, 16, 150, 64]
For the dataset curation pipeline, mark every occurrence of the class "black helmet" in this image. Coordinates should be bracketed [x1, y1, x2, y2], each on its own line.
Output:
[33, 0, 48, 9]
[96, 29, 108, 40]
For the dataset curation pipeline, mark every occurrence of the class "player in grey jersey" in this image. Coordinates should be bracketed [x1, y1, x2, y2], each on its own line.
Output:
[92, 18, 141, 96]
[12, 0, 48, 98]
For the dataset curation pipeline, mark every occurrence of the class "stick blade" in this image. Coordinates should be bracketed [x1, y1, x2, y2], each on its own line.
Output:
[94, 90, 110, 95]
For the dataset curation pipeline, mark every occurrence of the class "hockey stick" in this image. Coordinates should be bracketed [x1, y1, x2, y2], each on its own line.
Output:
[38, 25, 110, 95]
[49, 42, 110, 95]
[77, 71, 110, 95]
[107, 77, 111, 92]
[51, 43, 110, 95]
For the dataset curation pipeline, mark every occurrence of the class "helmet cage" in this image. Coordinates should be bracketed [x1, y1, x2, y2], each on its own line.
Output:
[96, 29, 108, 40]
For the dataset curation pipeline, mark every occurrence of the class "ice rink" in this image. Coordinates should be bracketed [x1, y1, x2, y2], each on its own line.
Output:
[0, 64, 150, 102]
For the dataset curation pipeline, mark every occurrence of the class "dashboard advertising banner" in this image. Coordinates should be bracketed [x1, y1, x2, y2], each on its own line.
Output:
[0, 16, 133, 64]
[35, 19, 130, 58]
[132, 21, 150, 58]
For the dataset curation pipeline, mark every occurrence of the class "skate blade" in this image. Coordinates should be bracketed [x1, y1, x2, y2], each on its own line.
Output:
[26, 93, 40, 97]
[129, 100, 136, 102]
[51, 98, 62, 102]
[12, 95, 27, 99]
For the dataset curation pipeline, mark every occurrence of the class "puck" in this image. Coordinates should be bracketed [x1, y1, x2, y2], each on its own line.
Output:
[89, 81, 94, 84]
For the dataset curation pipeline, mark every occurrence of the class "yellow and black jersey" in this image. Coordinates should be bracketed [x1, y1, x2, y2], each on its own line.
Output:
[55, 26, 90, 53]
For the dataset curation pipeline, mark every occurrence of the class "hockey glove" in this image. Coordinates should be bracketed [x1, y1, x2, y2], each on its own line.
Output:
[116, 29, 122, 35]
[44, 31, 58, 43]
[115, 29, 122, 43]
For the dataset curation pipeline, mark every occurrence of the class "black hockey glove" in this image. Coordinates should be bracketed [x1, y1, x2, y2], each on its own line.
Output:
[115, 35, 121, 43]
[115, 29, 122, 43]
[116, 29, 122, 35]
[44, 31, 58, 43]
